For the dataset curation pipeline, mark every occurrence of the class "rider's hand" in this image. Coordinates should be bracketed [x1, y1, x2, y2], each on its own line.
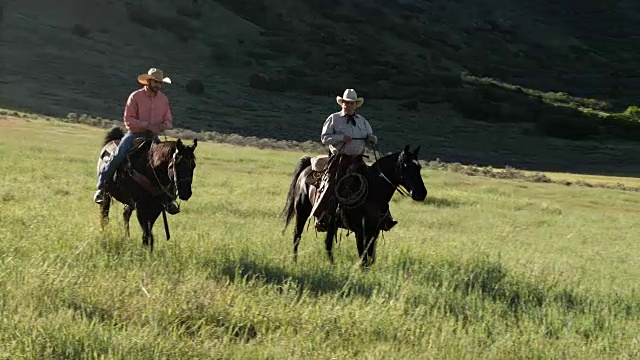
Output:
[366, 134, 378, 144]
[343, 135, 352, 143]
[148, 123, 162, 134]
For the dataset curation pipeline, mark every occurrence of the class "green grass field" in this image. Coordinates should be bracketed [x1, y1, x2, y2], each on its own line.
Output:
[0, 117, 638, 359]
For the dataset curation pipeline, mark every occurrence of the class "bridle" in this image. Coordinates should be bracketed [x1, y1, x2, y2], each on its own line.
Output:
[150, 148, 193, 201]
[371, 144, 412, 198]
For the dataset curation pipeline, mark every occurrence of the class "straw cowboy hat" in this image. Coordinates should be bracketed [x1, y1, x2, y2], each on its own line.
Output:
[336, 88, 364, 107]
[137, 68, 172, 85]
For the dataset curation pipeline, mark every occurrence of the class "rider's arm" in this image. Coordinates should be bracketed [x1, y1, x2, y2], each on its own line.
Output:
[160, 96, 173, 131]
[320, 115, 344, 145]
[364, 119, 377, 143]
[123, 93, 147, 132]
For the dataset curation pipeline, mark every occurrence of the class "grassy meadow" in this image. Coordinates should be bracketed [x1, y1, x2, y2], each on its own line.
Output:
[0, 117, 639, 359]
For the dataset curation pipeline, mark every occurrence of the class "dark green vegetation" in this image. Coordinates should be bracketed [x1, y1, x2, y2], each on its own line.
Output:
[1, 0, 639, 173]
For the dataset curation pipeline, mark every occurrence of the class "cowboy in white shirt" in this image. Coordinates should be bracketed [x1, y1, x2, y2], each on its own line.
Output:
[312, 89, 397, 232]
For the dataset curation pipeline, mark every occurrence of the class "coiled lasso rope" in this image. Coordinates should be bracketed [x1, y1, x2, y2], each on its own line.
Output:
[334, 172, 368, 209]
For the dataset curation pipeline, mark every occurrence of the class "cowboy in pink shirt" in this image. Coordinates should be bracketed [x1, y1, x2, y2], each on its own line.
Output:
[94, 68, 180, 214]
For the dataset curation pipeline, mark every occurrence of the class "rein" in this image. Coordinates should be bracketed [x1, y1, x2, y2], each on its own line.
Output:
[149, 150, 178, 201]
[371, 144, 411, 198]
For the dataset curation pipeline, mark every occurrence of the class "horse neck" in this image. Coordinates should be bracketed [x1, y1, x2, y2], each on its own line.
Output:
[370, 154, 401, 202]
[145, 143, 175, 182]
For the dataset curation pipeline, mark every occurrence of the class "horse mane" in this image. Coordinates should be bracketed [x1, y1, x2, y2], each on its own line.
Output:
[371, 151, 401, 170]
[150, 141, 177, 167]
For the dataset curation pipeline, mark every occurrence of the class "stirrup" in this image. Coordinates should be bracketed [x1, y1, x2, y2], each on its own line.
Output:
[315, 221, 328, 233]
[314, 214, 330, 232]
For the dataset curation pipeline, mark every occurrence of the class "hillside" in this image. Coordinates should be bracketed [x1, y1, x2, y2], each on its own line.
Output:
[1, 0, 640, 174]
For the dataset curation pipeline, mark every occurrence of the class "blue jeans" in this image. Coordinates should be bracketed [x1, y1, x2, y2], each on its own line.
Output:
[96, 131, 159, 190]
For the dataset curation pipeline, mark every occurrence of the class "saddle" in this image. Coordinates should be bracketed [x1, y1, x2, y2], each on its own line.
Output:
[99, 137, 152, 161]
[99, 137, 166, 196]
[305, 154, 330, 185]
[305, 153, 370, 186]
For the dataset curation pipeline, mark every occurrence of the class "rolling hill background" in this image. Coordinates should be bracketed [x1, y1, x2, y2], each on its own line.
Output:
[1, 0, 639, 174]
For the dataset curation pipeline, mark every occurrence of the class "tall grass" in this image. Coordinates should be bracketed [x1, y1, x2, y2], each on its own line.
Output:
[0, 118, 638, 359]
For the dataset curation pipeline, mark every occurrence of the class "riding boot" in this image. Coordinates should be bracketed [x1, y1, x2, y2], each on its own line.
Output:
[380, 212, 398, 231]
[312, 180, 334, 232]
[315, 197, 338, 232]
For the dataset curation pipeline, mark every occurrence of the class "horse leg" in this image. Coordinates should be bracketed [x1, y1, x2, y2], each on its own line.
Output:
[147, 210, 161, 252]
[293, 196, 311, 263]
[364, 219, 380, 267]
[355, 230, 368, 268]
[123, 205, 133, 238]
[352, 218, 370, 268]
[366, 235, 379, 266]
[325, 218, 338, 265]
[100, 193, 111, 229]
[135, 206, 152, 250]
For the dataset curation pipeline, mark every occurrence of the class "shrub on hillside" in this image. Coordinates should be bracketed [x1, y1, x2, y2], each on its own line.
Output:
[623, 105, 640, 119]
[71, 24, 91, 38]
[462, 73, 612, 110]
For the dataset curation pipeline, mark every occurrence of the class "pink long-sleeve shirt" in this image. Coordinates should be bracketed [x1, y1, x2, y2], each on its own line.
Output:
[123, 87, 173, 133]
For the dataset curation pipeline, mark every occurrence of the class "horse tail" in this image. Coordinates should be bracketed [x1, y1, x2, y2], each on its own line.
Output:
[103, 126, 125, 146]
[281, 155, 311, 229]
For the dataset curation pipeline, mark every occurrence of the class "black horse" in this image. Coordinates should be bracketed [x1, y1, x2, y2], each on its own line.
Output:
[282, 145, 427, 267]
[96, 127, 197, 251]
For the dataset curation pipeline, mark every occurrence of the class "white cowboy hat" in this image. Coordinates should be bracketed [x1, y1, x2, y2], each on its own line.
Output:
[336, 88, 364, 107]
[137, 68, 172, 85]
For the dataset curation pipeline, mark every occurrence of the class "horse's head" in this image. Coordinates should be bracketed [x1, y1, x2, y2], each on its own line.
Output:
[397, 144, 427, 201]
[170, 138, 198, 200]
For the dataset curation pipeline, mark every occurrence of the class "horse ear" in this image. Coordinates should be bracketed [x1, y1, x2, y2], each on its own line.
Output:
[192, 138, 198, 149]
[403, 144, 410, 153]
[413, 146, 421, 156]
[176, 138, 184, 151]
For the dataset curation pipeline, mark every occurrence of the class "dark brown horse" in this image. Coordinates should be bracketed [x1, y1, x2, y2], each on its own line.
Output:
[96, 127, 197, 251]
[281, 145, 427, 267]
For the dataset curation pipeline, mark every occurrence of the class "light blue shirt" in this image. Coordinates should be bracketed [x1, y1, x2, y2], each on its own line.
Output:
[321, 111, 377, 156]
